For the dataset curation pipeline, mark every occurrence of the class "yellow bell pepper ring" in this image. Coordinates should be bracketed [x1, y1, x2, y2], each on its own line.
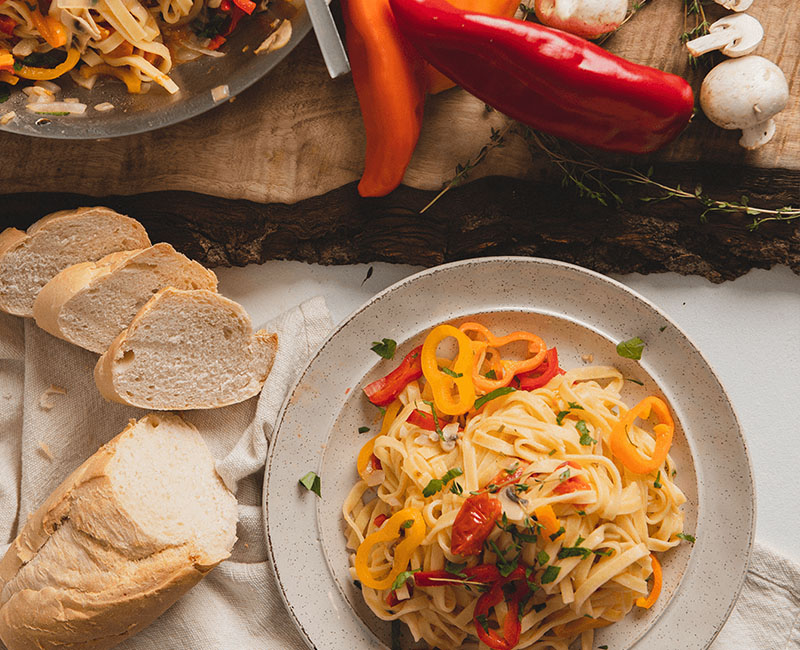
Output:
[14, 48, 80, 81]
[355, 507, 425, 590]
[421, 324, 475, 416]
[357, 400, 401, 480]
[610, 396, 674, 475]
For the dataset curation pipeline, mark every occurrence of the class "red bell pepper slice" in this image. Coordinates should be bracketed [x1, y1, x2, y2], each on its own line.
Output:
[364, 345, 423, 406]
[223, 5, 245, 36]
[208, 34, 226, 50]
[373, 513, 389, 527]
[231, 0, 255, 15]
[473, 567, 528, 650]
[414, 564, 501, 587]
[451, 492, 502, 556]
[515, 347, 563, 391]
[552, 460, 591, 496]
[0, 16, 16, 35]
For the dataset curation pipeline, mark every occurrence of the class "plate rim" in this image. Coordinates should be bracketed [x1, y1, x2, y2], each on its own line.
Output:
[263, 255, 756, 650]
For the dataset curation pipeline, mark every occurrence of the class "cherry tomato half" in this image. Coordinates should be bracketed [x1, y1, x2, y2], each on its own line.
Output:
[451, 492, 502, 556]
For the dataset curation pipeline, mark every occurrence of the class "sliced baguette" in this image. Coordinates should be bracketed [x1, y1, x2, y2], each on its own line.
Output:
[95, 288, 278, 410]
[0, 207, 151, 317]
[33, 243, 219, 353]
[0, 413, 238, 650]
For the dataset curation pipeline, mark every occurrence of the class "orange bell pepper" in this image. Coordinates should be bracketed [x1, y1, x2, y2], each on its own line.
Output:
[342, 0, 523, 197]
[30, 11, 67, 49]
[610, 396, 674, 475]
[533, 504, 563, 540]
[636, 554, 662, 609]
[459, 322, 547, 393]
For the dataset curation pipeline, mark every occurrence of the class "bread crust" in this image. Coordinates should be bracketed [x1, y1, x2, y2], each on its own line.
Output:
[0, 413, 234, 650]
[33, 244, 218, 353]
[94, 288, 278, 409]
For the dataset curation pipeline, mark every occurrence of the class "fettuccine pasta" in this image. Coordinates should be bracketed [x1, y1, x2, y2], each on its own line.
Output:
[344, 322, 691, 650]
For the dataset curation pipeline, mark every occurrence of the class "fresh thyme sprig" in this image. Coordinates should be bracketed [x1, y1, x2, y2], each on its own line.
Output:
[420, 122, 511, 214]
[523, 130, 800, 230]
[681, 0, 712, 69]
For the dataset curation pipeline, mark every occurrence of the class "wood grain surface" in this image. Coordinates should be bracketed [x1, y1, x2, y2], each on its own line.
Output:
[0, 0, 798, 205]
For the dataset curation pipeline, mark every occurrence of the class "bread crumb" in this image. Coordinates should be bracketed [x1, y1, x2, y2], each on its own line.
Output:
[38, 442, 53, 461]
[39, 385, 67, 410]
[581, 354, 594, 363]
[244, 542, 249, 548]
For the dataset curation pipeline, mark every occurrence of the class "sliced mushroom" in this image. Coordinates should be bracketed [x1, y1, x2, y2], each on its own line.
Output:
[714, 0, 753, 11]
[700, 56, 790, 149]
[686, 14, 763, 58]
[533, 0, 628, 39]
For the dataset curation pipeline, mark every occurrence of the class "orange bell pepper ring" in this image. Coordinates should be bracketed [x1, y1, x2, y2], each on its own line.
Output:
[636, 554, 662, 609]
[458, 322, 547, 393]
[610, 396, 674, 475]
[355, 507, 425, 589]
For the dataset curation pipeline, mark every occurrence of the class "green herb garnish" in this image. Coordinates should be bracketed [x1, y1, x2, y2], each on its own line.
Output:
[624, 377, 645, 385]
[371, 338, 397, 359]
[567, 401, 584, 410]
[576, 420, 597, 445]
[391, 569, 419, 591]
[445, 561, 467, 578]
[616, 337, 644, 360]
[540, 565, 561, 584]
[484, 369, 497, 380]
[358, 426, 370, 434]
[537, 550, 549, 565]
[298, 471, 321, 497]
[549, 526, 565, 541]
[474, 386, 516, 409]
[440, 367, 463, 378]
[676, 532, 696, 543]
[654, 470, 662, 489]
[421, 400, 445, 440]
[557, 546, 592, 560]
[423, 467, 463, 497]
[556, 410, 570, 425]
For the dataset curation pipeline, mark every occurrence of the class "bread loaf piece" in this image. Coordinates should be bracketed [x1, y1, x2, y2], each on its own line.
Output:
[0, 413, 238, 650]
[95, 288, 278, 409]
[33, 243, 219, 353]
[0, 207, 151, 317]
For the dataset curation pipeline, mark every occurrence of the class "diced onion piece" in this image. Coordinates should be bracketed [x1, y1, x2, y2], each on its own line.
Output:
[23, 86, 53, 98]
[0, 111, 16, 125]
[211, 83, 229, 102]
[34, 80, 61, 93]
[255, 19, 292, 54]
[94, 101, 115, 112]
[12, 38, 37, 57]
[180, 40, 226, 58]
[64, 97, 80, 103]
[26, 101, 87, 114]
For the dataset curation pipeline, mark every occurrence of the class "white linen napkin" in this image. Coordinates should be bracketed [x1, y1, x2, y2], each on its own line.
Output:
[0, 298, 797, 650]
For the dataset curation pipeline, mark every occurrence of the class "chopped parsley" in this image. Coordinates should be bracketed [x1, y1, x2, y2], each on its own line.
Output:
[445, 560, 467, 578]
[371, 338, 397, 359]
[440, 366, 463, 378]
[548, 449, 557, 456]
[659, 325, 667, 332]
[358, 426, 370, 434]
[474, 386, 516, 410]
[390, 569, 418, 591]
[36, 111, 70, 116]
[599, 646, 609, 649]
[475, 614, 490, 633]
[559, 468, 571, 481]
[421, 400, 445, 440]
[423, 467, 463, 497]
[616, 337, 645, 360]
[567, 401, 584, 410]
[540, 565, 561, 584]
[550, 526, 566, 541]
[556, 410, 570, 425]
[624, 377, 645, 385]
[654, 470, 662, 489]
[676, 532, 696, 543]
[593, 548, 613, 557]
[484, 369, 497, 380]
[298, 471, 321, 497]
[401, 519, 414, 529]
[557, 545, 592, 560]
[536, 550, 549, 565]
[576, 420, 597, 446]
[192, 10, 229, 38]
[577, 510, 586, 516]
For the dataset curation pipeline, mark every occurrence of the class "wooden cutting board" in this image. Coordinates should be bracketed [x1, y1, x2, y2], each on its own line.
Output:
[1, 0, 798, 281]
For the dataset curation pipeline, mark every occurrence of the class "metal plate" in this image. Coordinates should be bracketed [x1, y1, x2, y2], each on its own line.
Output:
[0, 4, 311, 139]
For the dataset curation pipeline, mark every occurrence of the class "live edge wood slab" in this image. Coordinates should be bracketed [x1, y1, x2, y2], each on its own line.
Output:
[1, 1, 798, 282]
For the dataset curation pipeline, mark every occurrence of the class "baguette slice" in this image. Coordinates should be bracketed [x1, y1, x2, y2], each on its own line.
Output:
[0, 413, 238, 650]
[95, 288, 278, 410]
[33, 243, 219, 353]
[0, 207, 151, 317]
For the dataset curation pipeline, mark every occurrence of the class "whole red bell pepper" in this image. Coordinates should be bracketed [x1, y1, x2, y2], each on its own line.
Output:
[388, 0, 695, 154]
[363, 345, 423, 406]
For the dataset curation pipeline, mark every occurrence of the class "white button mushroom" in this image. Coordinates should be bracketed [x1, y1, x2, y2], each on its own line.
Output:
[714, 0, 754, 11]
[533, 0, 628, 39]
[700, 56, 790, 149]
[686, 14, 763, 58]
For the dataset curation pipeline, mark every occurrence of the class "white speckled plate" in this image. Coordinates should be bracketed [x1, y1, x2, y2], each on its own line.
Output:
[264, 257, 754, 650]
